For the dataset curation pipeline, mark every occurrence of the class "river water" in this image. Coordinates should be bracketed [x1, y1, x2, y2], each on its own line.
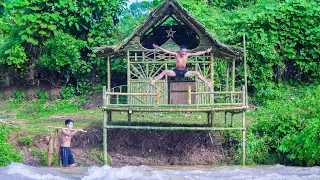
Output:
[0, 162, 320, 180]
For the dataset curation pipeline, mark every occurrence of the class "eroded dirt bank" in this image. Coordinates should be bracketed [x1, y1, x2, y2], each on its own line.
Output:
[9, 128, 237, 167]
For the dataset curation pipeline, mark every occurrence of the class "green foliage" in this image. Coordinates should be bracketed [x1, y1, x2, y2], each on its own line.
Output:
[31, 149, 58, 166]
[0, 41, 27, 68]
[0, 125, 24, 166]
[244, 84, 320, 166]
[36, 89, 49, 101]
[12, 90, 26, 100]
[208, 0, 253, 10]
[179, 0, 320, 90]
[60, 86, 77, 100]
[19, 136, 33, 148]
[40, 31, 89, 84]
[0, 0, 127, 88]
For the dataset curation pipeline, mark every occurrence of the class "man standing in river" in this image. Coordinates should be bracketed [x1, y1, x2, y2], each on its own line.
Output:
[150, 44, 213, 86]
[61, 119, 84, 168]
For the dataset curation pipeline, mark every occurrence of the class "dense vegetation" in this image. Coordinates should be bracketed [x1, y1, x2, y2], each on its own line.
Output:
[1, 0, 320, 166]
[0, 126, 23, 166]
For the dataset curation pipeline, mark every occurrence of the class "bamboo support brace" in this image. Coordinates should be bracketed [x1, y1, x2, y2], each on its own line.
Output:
[156, 88, 161, 104]
[191, 91, 242, 95]
[105, 125, 245, 131]
[188, 86, 192, 104]
[105, 92, 158, 96]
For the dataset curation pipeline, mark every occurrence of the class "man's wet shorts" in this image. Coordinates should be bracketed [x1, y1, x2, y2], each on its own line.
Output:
[60, 147, 74, 167]
[173, 69, 188, 78]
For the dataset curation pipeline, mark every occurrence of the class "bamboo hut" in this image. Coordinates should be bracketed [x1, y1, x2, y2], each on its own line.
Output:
[93, 0, 248, 165]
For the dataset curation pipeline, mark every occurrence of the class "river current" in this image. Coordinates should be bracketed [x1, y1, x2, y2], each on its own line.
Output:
[0, 162, 320, 180]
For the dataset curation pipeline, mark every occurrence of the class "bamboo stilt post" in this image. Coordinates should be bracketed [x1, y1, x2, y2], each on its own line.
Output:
[242, 85, 246, 166]
[207, 112, 211, 125]
[210, 110, 214, 127]
[107, 55, 111, 104]
[156, 88, 160, 104]
[107, 111, 112, 122]
[232, 58, 235, 103]
[231, 113, 235, 127]
[226, 61, 229, 91]
[188, 86, 192, 104]
[165, 62, 168, 103]
[107, 55, 112, 121]
[128, 110, 132, 122]
[102, 86, 108, 164]
[210, 53, 214, 104]
[224, 111, 227, 124]
[243, 34, 248, 107]
[195, 56, 199, 104]
[127, 51, 131, 104]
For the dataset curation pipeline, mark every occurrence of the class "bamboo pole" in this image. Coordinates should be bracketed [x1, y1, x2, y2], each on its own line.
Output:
[102, 106, 245, 112]
[243, 34, 248, 107]
[107, 111, 112, 122]
[127, 51, 131, 104]
[47, 126, 87, 133]
[232, 58, 236, 104]
[102, 86, 108, 165]
[242, 85, 246, 166]
[105, 92, 158, 96]
[226, 62, 229, 91]
[128, 110, 132, 122]
[106, 125, 244, 131]
[156, 88, 160, 104]
[232, 58, 235, 92]
[231, 113, 235, 127]
[102, 104, 244, 108]
[210, 110, 214, 127]
[130, 61, 211, 64]
[210, 52, 214, 104]
[188, 86, 192, 104]
[191, 91, 242, 95]
[107, 55, 111, 105]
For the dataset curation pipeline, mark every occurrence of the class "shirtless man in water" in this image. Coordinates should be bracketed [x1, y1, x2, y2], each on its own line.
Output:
[61, 119, 84, 168]
[150, 44, 213, 86]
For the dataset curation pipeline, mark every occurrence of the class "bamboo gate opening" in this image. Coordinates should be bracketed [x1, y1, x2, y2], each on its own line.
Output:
[94, 0, 248, 166]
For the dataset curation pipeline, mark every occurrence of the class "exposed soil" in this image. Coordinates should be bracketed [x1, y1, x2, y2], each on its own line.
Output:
[8, 127, 236, 167]
[2, 89, 237, 167]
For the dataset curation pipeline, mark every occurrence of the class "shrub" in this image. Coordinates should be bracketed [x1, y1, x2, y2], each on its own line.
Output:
[0, 126, 24, 166]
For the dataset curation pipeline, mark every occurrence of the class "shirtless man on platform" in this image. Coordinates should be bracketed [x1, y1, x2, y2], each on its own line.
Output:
[60, 119, 84, 168]
[150, 44, 213, 86]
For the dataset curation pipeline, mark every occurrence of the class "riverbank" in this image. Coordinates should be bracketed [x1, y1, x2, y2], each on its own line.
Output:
[4, 117, 238, 167]
[1, 96, 245, 167]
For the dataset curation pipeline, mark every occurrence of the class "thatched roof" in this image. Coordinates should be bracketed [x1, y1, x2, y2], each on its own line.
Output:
[93, 0, 243, 59]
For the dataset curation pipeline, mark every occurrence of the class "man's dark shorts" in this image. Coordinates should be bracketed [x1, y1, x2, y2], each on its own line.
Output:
[173, 69, 188, 78]
[60, 147, 74, 167]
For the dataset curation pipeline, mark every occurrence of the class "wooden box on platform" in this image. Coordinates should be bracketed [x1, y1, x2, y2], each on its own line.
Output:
[169, 81, 196, 104]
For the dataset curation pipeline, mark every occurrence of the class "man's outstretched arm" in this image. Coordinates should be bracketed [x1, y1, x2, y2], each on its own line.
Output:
[153, 44, 176, 56]
[188, 47, 212, 57]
